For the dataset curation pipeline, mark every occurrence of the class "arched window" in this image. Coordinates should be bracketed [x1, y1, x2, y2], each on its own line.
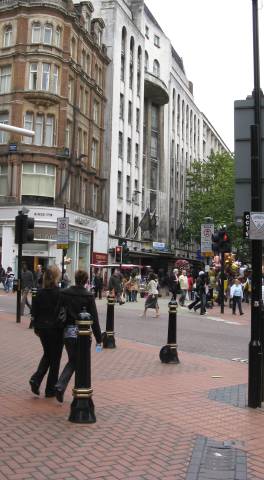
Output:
[137, 46, 142, 96]
[32, 22, 41, 43]
[3, 25, 12, 47]
[121, 27, 126, 81]
[70, 37, 76, 60]
[54, 27, 61, 48]
[129, 37, 134, 88]
[153, 59, 160, 77]
[144, 51, 149, 72]
[43, 23, 53, 44]
[86, 53, 90, 75]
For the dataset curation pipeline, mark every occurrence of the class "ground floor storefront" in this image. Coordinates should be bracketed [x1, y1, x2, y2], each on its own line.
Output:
[0, 205, 108, 284]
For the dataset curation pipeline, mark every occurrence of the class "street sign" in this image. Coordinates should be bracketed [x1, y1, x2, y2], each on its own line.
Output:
[249, 212, 264, 240]
[201, 223, 214, 256]
[57, 217, 69, 249]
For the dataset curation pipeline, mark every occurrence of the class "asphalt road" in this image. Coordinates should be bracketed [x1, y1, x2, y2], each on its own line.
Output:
[0, 293, 250, 361]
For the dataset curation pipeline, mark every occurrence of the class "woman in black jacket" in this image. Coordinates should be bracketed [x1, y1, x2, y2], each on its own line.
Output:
[29, 265, 64, 397]
[55, 269, 102, 403]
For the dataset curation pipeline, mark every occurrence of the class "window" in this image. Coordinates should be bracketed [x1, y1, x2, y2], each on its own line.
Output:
[135, 143, 139, 166]
[41, 63, 50, 90]
[121, 55, 125, 81]
[145, 25, 149, 38]
[3, 25, 12, 47]
[79, 86, 84, 110]
[68, 76, 74, 103]
[54, 27, 61, 48]
[23, 112, 55, 146]
[86, 54, 90, 75]
[127, 138, 131, 163]
[150, 161, 158, 190]
[118, 132, 123, 158]
[32, 22, 41, 43]
[53, 65, 59, 94]
[136, 108, 140, 132]
[84, 13, 91, 32]
[126, 175, 131, 200]
[65, 120, 72, 149]
[29, 63, 38, 90]
[24, 112, 33, 144]
[151, 134, 158, 157]
[117, 171, 122, 197]
[0, 65, 11, 93]
[128, 101, 132, 124]
[144, 51, 149, 72]
[0, 112, 9, 144]
[116, 211, 122, 235]
[43, 24, 53, 44]
[0, 164, 8, 196]
[153, 59, 160, 77]
[70, 37, 76, 60]
[125, 214, 131, 234]
[119, 94, 124, 119]
[92, 184, 98, 212]
[81, 50, 86, 70]
[91, 139, 98, 168]
[84, 90, 89, 115]
[22, 163, 55, 198]
[151, 105, 159, 130]
[93, 100, 99, 124]
[154, 35, 160, 47]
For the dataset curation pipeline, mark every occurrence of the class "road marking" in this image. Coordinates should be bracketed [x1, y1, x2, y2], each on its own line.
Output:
[206, 316, 241, 325]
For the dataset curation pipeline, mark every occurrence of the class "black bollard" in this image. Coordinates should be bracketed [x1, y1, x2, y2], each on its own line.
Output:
[102, 295, 116, 348]
[159, 299, 180, 364]
[29, 287, 38, 329]
[69, 308, 96, 424]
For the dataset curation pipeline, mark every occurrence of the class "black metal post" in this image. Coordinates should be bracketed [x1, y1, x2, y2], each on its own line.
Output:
[248, 0, 263, 408]
[69, 309, 96, 423]
[61, 204, 66, 287]
[220, 252, 225, 314]
[16, 240, 22, 323]
[159, 299, 179, 364]
[102, 295, 116, 348]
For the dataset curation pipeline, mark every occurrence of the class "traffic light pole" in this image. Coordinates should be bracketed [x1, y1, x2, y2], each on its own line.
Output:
[16, 240, 22, 323]
[248, 0, 263, 408]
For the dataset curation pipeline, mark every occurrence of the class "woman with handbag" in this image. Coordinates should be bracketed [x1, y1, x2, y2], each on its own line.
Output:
[139, 272, 160, 319]
[29, 265, 64, 397]
[55, 269, 102, 403]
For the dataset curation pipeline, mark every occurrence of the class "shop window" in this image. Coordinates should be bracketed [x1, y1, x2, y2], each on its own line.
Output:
[0, 65, 11, 93]
[0, 164, 8, 196]
[0, 112, 9, 144]
[21, 163, 55, 201]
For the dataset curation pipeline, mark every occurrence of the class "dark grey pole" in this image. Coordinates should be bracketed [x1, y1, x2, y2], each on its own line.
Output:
[61, 204, 66, 287]
[248, 0, 263, 408]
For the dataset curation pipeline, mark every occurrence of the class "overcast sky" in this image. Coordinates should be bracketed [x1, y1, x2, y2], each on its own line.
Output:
[145, 0, 264, 151]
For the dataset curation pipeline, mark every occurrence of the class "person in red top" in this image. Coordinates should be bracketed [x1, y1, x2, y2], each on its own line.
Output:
[187, 273, 194, 300]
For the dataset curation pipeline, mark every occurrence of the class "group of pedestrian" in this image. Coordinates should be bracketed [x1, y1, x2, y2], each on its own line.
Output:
[29, 266, 102, 402]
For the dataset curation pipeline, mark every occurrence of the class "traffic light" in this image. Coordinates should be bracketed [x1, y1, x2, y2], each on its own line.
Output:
[219, 230, 231, 253]
[15, 213, 35, 244]
[212, 231, 220, 253]
[115, 245, 123, 263]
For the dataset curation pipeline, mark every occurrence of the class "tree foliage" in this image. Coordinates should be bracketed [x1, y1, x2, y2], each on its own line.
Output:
[179, 152, 249, 260]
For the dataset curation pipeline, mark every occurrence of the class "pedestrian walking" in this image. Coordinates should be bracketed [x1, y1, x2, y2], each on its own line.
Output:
[29, 265, 64, 397]
[230, 278, 244, 315]
[108, 268, 124, 304]
[55, 269, 102, 403]
[4, 266, 14, 292]
[169, 268, 181, 302]
[192, 271, 207, 315]
[93, 270, 103, 299]
[0, 264, 5, 288]
[139, 272, 160, 318]
[34, 264, 43, 290]
[179, 269, 188, 306]
[21, 263, 34, 315]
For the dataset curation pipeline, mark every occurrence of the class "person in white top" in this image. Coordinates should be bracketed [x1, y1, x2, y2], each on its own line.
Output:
[139, 272, 160, 318]
[179, 269, 188, 306]
[230, 278, 244, 315]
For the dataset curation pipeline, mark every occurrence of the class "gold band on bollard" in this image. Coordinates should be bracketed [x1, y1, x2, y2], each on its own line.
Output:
[169, 306, 177, 313]
[107, 297, 116, 305]
[105, 331, 115, 336]
[167, 343, 178, 348]
[78, 330, 92, 336]
[76, 320, 93, 326]
[72, 387, 93, 398]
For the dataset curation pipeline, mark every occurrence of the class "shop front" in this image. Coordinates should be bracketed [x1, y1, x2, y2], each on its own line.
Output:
[0, 206, 108, 283]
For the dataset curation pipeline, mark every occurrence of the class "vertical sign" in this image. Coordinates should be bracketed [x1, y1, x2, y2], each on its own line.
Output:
[243, 211, 250, 239]
[57, 217, 69, 249]
[201, 223, 214, 256]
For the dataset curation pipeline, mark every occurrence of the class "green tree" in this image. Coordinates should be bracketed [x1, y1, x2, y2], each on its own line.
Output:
[179, 151, 248, 258]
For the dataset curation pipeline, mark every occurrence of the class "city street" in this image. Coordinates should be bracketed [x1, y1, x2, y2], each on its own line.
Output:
[0, 291, 250, 361]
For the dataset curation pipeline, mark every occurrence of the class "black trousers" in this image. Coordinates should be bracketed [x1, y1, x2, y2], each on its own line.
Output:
[30, 328, 63, 394]
[232, 296, 243, 314]
[56, 337, 77, 393]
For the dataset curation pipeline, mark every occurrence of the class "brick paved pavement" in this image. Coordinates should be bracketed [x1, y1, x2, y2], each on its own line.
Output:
[0, 306, 263, 480]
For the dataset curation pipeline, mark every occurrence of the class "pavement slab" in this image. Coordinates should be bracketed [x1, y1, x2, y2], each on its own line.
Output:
[0, 308, 263, 479]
